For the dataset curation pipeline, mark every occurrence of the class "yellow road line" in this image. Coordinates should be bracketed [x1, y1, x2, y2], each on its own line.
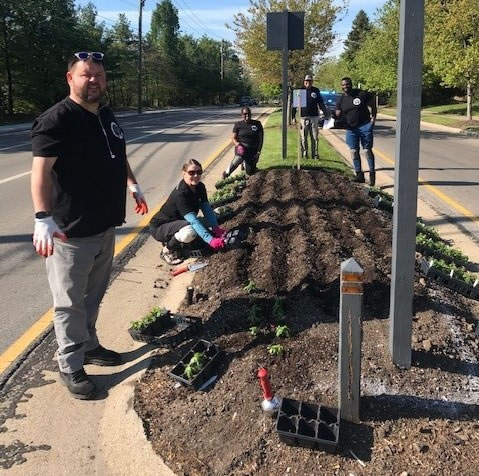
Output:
[0, 137, 233, 375]
[373, 146, 479, 227]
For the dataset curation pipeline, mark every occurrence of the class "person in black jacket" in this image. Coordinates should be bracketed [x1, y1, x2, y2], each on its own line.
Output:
[31, 52, 148, 400]
[222, 107, 263, 179]
[336, 77, 377, 185]
[150, 159, 227, 265]
[300, 74, 331, 160]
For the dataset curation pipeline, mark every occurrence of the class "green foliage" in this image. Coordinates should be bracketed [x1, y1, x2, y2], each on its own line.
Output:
[272, 298, 285, 322]
[211, 187, 237, 203]
[275, 325, 291, 338]
[416, 233, 468, 265]
[428, 259, 478, 286]
[247, 304, 261, 325]
[215, 173, 246, 190]
[267, 344, 284, 356]
[243, 279, 257, 294]
[183, 352, 206, 380]
[314, 57, 349, 91]
[214, 205, 233, 216]
[416, 221, 441, 242]
[370, 186, 393, 201]
[342, 9, 372, 66]
[131, 307, 168, 331]
[249, 326, 259, 336]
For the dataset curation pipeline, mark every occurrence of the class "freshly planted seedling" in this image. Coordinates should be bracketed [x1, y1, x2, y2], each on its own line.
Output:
[275, 325, 291, 338]
[247, 304, 261, 325]
[215, 173, 245, 189]
[416, 233, 468, 265]
[183, 352, 206, 380]
[243, 279, 257, 294]
[272, 298, 285, 322]
[268, 344, 284, 356]
[249, 326, 259, 336]
[416, 221, 441, 241]
[214, 205, 233, 216]
[211, 186, 237, 203]
[428, 258, 478, 286]
[131, 306, 168, 331]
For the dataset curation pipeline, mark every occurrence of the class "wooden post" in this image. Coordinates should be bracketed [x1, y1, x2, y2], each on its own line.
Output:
[339, 258, 364, 423]
[389, 0, 424, 369]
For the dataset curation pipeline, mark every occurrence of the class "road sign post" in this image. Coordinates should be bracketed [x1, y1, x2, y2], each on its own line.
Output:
[389, 0, 424, 369]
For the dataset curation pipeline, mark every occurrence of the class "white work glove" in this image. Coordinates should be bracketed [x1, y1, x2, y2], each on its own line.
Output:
[33, 216, 67, 258]
[128, 183, 148, 215]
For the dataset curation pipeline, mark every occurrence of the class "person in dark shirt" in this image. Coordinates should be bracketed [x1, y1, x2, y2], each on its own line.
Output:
[336, 77, 377, 185]
[300, 74, 330, 160]
[222, 107, 264, 179]
[150, 159, 227, 265]
[30, 51, 148, 400]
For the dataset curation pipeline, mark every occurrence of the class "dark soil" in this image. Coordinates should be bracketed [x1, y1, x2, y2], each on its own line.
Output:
[135, 169, 479, 476]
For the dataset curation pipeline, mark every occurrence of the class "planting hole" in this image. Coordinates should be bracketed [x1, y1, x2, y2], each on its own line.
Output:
[171, 362, 185, 377]
[277, 416, 297, 433]
[281, 398, 301, 416]
[318, 423, 336, 442]
[298, 419, 316, 438]
[319, 407, 338, 425]
[300, 402, 319, 420]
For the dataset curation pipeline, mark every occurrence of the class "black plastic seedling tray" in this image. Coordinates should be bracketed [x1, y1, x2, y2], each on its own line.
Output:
[420, 258, 479, 300]
[416, 243, 468, 267]
[275, 397, 340, 452]
[168, 340, 223, 390]
[128, 314, 202, 348]
[223, 227, 248, 249]
[373, 195, 393, 213]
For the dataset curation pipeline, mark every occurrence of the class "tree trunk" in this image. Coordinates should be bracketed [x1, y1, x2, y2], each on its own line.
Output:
[1, 15, 14, 115]
[466, 82, 472, 121]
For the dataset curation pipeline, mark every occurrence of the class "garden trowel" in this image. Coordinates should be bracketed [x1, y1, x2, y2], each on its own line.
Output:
[170, 262, 208, 277]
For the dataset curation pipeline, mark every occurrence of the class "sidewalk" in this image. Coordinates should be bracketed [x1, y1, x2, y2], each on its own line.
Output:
[0, 142, 237, 474]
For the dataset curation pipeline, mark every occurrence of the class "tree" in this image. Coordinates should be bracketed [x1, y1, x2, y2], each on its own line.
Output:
[425, 0, 479, 120]
[229, 0, 345, 88]
[342, 10, 371, 66]
[314, 57, 349, 91]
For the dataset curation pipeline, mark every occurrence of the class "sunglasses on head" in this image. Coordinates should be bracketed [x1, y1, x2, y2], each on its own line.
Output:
[74, 51, 104, 61]
[186, 169, 203, 176]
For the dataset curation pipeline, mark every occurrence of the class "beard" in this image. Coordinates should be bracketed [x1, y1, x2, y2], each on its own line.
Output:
[78, 85, 104, 103]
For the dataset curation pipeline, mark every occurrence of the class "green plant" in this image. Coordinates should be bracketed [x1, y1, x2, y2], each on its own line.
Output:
[243, 279, 257, 294]
[214, 205, 233, 216]
[272, 298, 285, 321]
[369, 186, 393, 201]
[211, 186, 237, 203]
[416, 221, 441, 241]
[275, 325, 291, 338]
[416, 233, 468, 265]
[247, 304, 261, 325]
[249, 326, 259, 336]
[215, 173, 246, 189]
[183, 352, 206, 380]
[130, 306, 168, 331]
[267, 344, 284, 356]
[429, 258, 478, 286]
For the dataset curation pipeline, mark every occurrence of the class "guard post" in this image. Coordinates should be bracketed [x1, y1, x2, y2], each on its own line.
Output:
[338, 258, 364, 422]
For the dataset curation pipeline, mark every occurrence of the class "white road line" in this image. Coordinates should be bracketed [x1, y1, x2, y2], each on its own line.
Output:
[0, 141, 31, 152]
[0, 171, 31, 185]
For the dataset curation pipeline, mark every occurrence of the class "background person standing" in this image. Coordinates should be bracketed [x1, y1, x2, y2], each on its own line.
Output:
[222, 107, 263, 179]
[300, 74, 330, 160]
[31, 51, 148, 400]
[336, 76, 377, 185]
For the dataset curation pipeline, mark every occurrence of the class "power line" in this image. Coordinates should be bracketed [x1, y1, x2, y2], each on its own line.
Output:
[176, 0, 225, 41]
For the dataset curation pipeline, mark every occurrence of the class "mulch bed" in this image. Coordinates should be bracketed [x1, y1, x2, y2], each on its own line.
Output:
[134, 168, 479, 476]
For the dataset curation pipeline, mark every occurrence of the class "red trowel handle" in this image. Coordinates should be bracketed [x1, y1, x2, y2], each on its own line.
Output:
[170, 264, 188, 276]
[257, 368, 273, 400]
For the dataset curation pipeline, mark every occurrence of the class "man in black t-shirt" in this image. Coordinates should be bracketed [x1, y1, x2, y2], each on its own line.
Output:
[222, 107, 264, 179]
[336, 77, 377, 185]
[300, 74, 330, 160]
[30, 52, 148, 400]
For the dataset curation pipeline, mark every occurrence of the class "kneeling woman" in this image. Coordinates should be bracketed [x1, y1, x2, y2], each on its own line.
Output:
[150, 159, 226, 265]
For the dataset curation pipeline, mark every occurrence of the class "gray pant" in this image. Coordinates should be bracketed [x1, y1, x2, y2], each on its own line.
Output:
[300, 116, 319, 158]
[46, 228, 115, 373]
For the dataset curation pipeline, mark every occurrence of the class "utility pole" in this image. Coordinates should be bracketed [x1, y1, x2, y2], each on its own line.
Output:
[220, 40, 224, 105]
[137, 0, 145, 114]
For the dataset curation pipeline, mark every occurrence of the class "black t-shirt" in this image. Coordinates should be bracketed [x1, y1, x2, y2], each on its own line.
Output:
[336, 89, 373, 128]
[31, 97, 128, 238]
[233, 119, 263, 151]
[300, 86, 325, 117]
[150, 180, 208, 227]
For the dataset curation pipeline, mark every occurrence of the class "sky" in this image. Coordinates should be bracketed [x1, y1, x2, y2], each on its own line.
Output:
[77, 0, 385, 56]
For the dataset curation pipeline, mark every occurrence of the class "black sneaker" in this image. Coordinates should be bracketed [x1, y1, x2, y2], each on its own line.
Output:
[84, 345, 122, 366]
[222, 171, 228, 180]
[59, 369, 95, 400]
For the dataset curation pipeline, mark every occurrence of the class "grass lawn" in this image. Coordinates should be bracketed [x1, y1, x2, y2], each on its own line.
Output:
[379, 104, 479, 129]
[258, 111, 351, 175]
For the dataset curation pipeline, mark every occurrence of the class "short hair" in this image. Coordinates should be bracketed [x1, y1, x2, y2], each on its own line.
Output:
[341, 77, 352, 83]
[182, 159, 202, 172]
[67, 55, 104, 71]
[241, 107, 251, 115]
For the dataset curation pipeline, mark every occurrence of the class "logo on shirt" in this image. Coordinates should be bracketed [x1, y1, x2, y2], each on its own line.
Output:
[311, 92, 317, 99]
[251, 125, 258, 131]
[111, 122, 124, 140]
[353, 98, 362, 106]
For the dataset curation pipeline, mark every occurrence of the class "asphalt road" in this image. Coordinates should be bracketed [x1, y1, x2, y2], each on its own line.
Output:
[332, 116, 479, 242]
[0, 106, 267, 355]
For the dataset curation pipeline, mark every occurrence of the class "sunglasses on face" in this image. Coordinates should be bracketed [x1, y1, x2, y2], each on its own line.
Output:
[186, 169, 203, 176]
[74, 51, 104, 61]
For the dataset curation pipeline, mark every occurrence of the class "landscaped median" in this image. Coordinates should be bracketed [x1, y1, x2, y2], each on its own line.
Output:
[132, 112, 479, 475]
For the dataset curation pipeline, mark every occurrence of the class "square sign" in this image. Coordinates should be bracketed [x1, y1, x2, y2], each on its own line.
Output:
[266, 11, 305, 51]
[292, 89, 307, 108]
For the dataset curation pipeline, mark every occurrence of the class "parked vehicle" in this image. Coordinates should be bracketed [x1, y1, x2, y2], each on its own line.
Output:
[319, 90, 345, 129]
[239, 96, 256, 106]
